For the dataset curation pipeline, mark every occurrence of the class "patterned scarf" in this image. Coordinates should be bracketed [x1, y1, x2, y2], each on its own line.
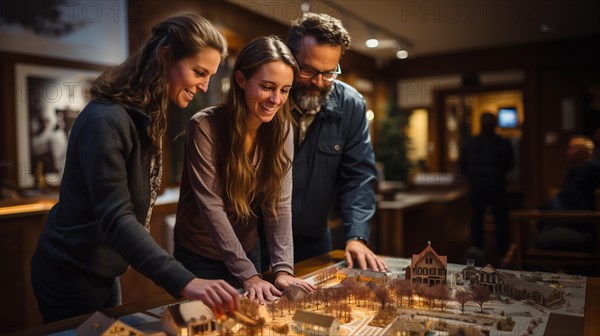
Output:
[144, 145, 162, 232]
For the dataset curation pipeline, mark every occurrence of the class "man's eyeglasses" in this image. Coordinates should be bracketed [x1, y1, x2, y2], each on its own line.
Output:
[298, 63, 341, 82]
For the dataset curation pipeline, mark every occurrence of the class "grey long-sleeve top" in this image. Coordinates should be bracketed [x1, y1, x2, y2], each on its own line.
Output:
[175, 106, 294, 283]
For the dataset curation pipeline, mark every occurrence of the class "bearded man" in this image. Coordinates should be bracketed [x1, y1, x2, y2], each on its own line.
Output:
[285, 13, 386, 271]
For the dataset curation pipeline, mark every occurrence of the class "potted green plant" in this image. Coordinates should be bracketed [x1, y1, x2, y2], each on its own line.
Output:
[375, 102, 412, 197]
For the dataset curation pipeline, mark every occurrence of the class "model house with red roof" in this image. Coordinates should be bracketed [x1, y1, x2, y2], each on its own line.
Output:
[405, 241, 447, 286]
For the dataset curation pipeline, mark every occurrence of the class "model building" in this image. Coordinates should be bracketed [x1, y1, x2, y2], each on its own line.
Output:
[76, 241, 582, 336]
[76, 311, 145, 336]
[161, 301, 216, 336]
[405, 241, 447, 286]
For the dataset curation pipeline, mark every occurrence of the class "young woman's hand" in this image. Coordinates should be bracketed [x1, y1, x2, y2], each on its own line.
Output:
[274, 272, 316, 293]
[243, 275, 281, 304]
[181, 278, 241, 319]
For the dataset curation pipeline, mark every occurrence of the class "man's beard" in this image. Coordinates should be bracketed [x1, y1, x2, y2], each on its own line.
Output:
[292, 81, 332, 112]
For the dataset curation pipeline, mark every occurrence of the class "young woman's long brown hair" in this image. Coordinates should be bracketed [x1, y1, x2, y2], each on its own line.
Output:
[219, 35, 298, 221]
[87, 14, 227, 153]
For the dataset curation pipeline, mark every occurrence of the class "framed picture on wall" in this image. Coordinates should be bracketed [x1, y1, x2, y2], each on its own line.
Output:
[15, 63, 101, 188]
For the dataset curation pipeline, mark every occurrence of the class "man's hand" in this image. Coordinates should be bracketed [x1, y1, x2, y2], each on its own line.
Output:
[181, 278, 241, 320]
[345, 239, 388, 272]
[273, 272, 317, 293]
[243, 275, 281, 304]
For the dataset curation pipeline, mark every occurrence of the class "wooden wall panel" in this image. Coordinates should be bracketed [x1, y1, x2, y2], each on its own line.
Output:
[384, 35, 600, 207]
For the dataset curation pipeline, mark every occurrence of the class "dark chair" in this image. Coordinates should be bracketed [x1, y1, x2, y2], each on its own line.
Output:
[509, 209, 600, 275]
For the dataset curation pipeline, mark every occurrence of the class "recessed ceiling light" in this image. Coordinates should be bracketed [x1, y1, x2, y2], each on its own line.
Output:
[396, 49, 408, 59]
[540, 24, 558, 33]
[366, 38, 379, 48]
[301, 2, 310, 13]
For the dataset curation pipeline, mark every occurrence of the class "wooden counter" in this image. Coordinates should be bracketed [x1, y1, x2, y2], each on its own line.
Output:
[0, 197, 55, 332]
[0, 199, 56, 217]
[0, 195, 178, 334]
[372, 187, 471, 263]
[9, 250, 599, 336]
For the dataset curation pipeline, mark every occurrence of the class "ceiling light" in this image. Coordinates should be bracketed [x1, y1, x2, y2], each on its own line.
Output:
[366, 38, 379, 48]
[301, 2, 310, 13]
[366, 109, 375, 122]
[365, 25, 379, 48]
[309, 1, 413, 60]
[396, 49, 409, 59]
[539, 24, 558, 33]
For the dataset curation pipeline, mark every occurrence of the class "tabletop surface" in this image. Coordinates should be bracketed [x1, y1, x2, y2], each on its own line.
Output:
[11, 250, 600, 336]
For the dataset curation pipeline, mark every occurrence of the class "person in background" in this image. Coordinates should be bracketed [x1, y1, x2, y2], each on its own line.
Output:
[174, 36, 315, 305]
[30, 14, 240, 323]
[459, 112, 514, 262]
[535, 135, 600, 253]
[285, 13, 387, 271]
[544, 135, 596, 210]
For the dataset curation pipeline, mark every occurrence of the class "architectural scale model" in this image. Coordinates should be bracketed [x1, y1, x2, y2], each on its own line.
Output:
[405, 241, 447, 286]
[76, 311, 146, 336]
[162, 300, 217, 335]
[76, 242, 587, 336]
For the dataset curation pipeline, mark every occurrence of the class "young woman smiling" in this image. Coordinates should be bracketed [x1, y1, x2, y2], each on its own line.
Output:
[174, 35, 315, 304]
[30, 14, 240, 323]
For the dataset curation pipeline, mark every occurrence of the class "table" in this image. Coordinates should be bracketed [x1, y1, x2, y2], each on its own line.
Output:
[10, 250, 600, 336]
[373, 188, 472, 262]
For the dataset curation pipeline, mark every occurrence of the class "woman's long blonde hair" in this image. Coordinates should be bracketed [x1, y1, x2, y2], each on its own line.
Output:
[87, 14, 227, 154]
[219, 35, 298, 221]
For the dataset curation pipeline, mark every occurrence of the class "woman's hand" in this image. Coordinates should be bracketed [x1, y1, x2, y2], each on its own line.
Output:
[243, 275, 281, 304]
[181, 278, 240, 319]
[274, 272, 317, 293]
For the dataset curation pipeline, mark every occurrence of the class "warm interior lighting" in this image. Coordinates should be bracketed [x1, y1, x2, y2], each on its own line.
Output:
[365, 38, 379, 48]
[0, 200, 56, 216]
[301, 2, 310, 13]
[540, 24, 558, 33]
[396, 49, 409, 59]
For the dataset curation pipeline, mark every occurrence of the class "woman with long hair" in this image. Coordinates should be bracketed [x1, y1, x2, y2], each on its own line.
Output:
[175, 35, 315, 304]
[31, 14, 240, 323]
